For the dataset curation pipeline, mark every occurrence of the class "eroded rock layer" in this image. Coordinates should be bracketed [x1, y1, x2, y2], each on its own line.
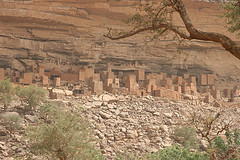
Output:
[0, 0, 240, 85]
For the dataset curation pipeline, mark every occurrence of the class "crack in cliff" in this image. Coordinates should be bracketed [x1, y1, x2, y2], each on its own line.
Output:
[0, 34, 69, 43]
[0, 46, 30, 53]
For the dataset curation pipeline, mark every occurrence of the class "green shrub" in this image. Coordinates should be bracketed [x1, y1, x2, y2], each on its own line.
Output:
[17, 85, 47, 111]
[213, 129, 240, 160]
[115, 146, 208, 160]
[1, 112, 23, 135]
[145, 145, 209, 160]
[174, 126, 200, 149]
[26, 104, 104, 160]
[0, 79, 15, 110]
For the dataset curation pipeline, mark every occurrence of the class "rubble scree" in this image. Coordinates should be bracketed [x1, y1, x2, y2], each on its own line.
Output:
[0, 93, 240, 159]
[70, 94, 240, 159]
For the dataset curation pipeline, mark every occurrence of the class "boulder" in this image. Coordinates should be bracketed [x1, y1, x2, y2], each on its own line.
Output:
[100, 94, 117, 102]
[25, 115, 39, 123]
[160, 125, 169, 133]
[99, 111, 111, 119]
[126, 130, 138, 139]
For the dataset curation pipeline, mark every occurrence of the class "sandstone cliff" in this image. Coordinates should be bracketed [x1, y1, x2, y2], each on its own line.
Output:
[0, 0, 240, 87]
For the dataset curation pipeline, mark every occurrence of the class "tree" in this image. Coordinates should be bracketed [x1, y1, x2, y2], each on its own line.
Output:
[104, 0, 240, 60]
[17, 85, 47, 111]
[0, 79, 15, 111]
[26, 104, 104, 160]
[189, 111, 240, 160]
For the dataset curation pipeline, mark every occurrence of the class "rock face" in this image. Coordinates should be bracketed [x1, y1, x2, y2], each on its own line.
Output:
[0, 0, 240, 82]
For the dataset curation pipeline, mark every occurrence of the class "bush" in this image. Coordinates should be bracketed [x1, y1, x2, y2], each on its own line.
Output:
[115, 146, 208, 160]
[1, 112, 23, 135]
[174, 126, 200, 149]
[17, 85, 47, 111]
[213, 129, 240, 160]
[26, 104, 104, 160]
[145, 145, 209, 160]
[0, 79, 15, 110]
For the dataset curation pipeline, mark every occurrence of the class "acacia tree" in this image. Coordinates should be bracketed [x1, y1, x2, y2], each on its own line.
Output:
[190, 111, 240, 160]
[104, 0, 240, 60]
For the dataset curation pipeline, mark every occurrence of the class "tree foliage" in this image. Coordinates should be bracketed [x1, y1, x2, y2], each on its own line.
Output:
[0, 79, 15, 111]
[213, 129, 240, 160]
[17, 85, 47, 111]
[105, 0, 240, 60]
[222, 0, 240, 37]
[189, 111, 240, 160]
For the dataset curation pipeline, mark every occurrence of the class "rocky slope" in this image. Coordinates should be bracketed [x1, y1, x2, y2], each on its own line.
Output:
[0, 0, 240, 82]
[0, 93, 240, 159]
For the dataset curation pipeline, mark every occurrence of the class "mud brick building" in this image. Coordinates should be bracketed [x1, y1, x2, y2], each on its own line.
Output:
[198, 74, 207, 86]
[45, 68, 61, 80]
[207, 74, 215, 85]
[4, 68, 12, 77]
[60, 73, 78, 82]
[23, 73, 33, 85]
[91, 81, 103, 94]
[134, 69, 145, 81]
[190, 76, 197, 85]
[3, 61, 236, 102]
[125, 75, 138, 95]
[211, 89, 221, 99]
[0, 68, 4, 80]
[138, 90, 146, 96]
[41, 75, 49, 86]
[84, 67, 95, 80]
[223, 89, 231, 98]
[78, 69, 86, 81]
[37, 66, 45, 76]
[183, 74, 190, 80]
[53, 77, 61, 87]
[146, 79, 156, 93]
[173, 76, 182, 85]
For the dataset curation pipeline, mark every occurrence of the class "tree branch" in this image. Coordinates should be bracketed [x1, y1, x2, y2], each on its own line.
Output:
[104, 23, 190, 40]
[104, 0, 240, 60]
[171, 0, 240, 59]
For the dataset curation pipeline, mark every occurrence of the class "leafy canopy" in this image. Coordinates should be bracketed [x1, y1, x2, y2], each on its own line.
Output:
[17, 85, 47, 111]
[213, 129, 240, 160]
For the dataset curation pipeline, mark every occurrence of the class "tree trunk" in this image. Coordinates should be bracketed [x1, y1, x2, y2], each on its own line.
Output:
[172, 0, 240, 59]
